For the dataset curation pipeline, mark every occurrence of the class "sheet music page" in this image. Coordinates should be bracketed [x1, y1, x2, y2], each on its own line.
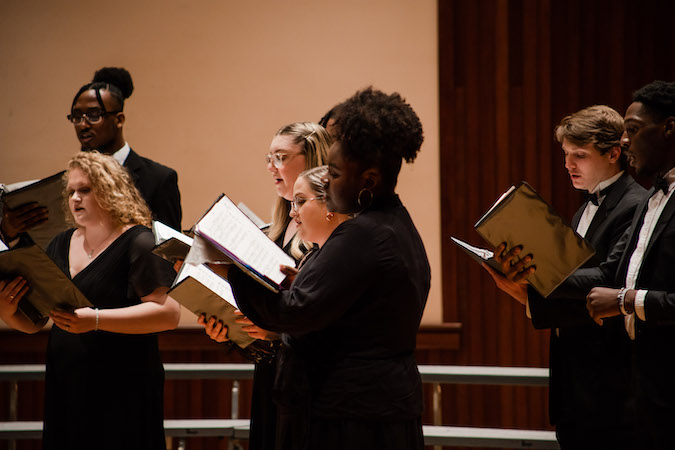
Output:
[237, 202, 270, 229]
[176, 263, 238, 308]
[195, 195, 294, 286]
[451, 237, 494, 260]
[152, 220, 194, 246]
[183, 235, 230, 266]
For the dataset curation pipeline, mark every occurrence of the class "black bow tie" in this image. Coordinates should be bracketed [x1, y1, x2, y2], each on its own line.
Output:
[652, 176, 670, 197]
[585, 186, 611, 206]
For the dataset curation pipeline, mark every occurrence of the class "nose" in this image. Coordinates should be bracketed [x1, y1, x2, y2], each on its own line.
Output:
[267, 159, 277, 173]
[289, 207, 297, 219]
[564, 155, 573, 170]
[76, 119, 91, 130]
[620, 130, 630, 148]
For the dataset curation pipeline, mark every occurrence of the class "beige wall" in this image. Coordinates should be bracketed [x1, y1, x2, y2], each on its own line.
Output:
[0, 0, 442, 326]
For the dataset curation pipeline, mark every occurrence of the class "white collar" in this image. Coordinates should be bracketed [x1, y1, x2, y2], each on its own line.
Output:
[590, 170, 624, 194]
[662, 166, 675, 187]
[111, 142, 131, 166]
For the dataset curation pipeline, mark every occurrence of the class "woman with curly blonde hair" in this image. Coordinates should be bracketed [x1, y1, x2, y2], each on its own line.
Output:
[63, 151, 152, 228]
[0, 151, 180, 450]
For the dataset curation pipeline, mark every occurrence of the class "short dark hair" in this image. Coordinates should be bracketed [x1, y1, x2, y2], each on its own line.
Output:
[632, 80, 675, 122]
[332, 87, 423, 189]
[71, 67, 134, 112]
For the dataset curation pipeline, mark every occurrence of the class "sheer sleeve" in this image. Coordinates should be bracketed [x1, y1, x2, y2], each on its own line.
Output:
[128, 227, 176, 298]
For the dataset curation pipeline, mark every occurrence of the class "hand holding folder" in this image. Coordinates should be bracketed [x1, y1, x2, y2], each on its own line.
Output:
[2, 172, 68, 249]
[453, 182, 595, 298]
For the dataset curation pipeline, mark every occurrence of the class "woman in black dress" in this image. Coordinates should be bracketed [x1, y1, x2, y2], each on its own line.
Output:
[199, 122, 331, 450]
[223, 87, 430, 450]
[0, 151, 180, 450]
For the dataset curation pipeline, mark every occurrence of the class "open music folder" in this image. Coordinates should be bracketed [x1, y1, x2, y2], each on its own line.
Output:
[0, 244, 92, 324]
[2, 171, 69, 249]
[151, 220, 194, 263]
[193, 194, 295, 292]
[456, 182, 595, 298]
[169, 261, 256, 348]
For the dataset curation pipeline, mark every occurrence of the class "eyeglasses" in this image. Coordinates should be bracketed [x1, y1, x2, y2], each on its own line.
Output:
[291, 196, 325, 212]
[265, 152, 301, 169]
[67, 109, 121, 124]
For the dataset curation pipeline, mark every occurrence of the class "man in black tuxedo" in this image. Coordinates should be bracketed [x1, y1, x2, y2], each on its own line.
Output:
[492, 81, 675, 449]
[68, 67, 182, 230]
[494, 106, 645, 449]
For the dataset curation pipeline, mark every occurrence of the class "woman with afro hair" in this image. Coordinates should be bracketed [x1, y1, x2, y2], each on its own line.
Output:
[224, 87, 430, 450]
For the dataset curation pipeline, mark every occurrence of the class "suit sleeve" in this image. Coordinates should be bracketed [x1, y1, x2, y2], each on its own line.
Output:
[151, 169, 182, 231]
[644, 291, 675, 324]
[231, 220, 378, 336]
[528, 227, 631, 329]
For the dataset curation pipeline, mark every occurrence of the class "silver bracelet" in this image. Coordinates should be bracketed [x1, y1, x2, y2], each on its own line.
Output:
[95, 308, 99, 331]
[618, 288, 628, 315]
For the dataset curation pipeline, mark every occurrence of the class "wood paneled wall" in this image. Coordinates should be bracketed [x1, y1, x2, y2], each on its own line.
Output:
[439, 0, 675, 437]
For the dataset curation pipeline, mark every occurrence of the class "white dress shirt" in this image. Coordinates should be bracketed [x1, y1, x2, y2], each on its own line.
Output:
[112, 142, 131, 166]
[624, 167, 675, 339]
[576, 171, 624, 238]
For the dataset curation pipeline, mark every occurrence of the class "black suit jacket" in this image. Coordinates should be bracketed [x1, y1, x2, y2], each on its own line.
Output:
[528, 172, 646, 445]
[124, 149, 182, 231]
[548, 182, 675, 447]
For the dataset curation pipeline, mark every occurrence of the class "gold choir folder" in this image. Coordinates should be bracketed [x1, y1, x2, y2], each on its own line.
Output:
[168, 261, 255, 348]
[193, 194, 295, 293]
[2, 171, 69, 249]
[470, 181, 595, 298]
[0, 244, 92, 324]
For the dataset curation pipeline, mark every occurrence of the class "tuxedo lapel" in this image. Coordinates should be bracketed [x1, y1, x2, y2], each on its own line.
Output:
[123, 149, 143, 184]
[644, 192, 675, 258]
[584, 201, 608, 241]
[616, 193, 651, 281]
[584, 172, 632, 241]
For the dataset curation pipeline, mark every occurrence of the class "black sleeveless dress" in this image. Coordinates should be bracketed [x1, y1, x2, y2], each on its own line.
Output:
[43, 225, 175, 450]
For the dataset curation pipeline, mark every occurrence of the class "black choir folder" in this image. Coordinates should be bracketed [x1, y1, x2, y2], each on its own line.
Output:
[169, 260, 255, 348]
[0, 244, 92, 324]
[193, 194, 295, 293]
[151, 221, 193, 263]
[2, 171, 69, 249]
[454, 182, 595, 298]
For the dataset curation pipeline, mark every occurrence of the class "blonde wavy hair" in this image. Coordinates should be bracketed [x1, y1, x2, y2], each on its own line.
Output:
[267, 122, 331, 259]
[63, 151, 152, 228]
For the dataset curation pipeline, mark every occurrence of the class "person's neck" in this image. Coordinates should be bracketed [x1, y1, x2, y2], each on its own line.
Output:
[99, 135, 126, 156]
[316, 215, 350, 248]
[81, 219, 119, 249]
[587, 168, 623, 193]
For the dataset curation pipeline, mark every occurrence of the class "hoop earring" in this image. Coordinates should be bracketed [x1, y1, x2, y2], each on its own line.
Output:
[357, 188, 373, 210]
[325, 212, 334, 221]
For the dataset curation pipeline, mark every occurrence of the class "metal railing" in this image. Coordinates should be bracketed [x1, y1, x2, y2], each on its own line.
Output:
[0, 363, 553, 449]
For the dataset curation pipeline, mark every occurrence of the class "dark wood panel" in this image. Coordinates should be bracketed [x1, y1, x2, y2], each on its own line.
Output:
[439, 0, 675, 444]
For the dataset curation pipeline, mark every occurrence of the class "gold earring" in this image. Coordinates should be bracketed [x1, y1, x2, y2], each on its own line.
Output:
[326, 212, 334, 221]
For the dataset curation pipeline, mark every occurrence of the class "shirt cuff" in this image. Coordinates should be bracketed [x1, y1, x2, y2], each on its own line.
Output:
[525, 297, 532, 319]
[635, 290, 648, 321]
